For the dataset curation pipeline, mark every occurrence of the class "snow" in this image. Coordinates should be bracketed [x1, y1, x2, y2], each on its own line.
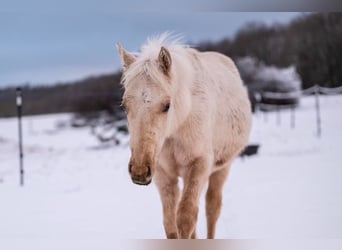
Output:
[0, 95, 342, 243]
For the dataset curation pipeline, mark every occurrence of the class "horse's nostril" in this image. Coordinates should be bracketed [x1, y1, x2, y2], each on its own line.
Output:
[128, 163, 133, 174]
[146, 166, 151, 178]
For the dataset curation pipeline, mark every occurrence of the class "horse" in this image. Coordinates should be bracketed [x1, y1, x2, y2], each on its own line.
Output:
[116, 33, 252, 239]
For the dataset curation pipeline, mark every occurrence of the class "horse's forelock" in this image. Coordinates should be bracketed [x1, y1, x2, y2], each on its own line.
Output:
[123, 33, 184, 80]
[122, 58, 171, 91]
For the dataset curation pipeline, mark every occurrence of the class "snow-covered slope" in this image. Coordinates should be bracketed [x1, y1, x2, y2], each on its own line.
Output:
[0, 95, 341, 241]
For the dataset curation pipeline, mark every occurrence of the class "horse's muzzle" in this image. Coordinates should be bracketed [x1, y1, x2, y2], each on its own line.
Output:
[129, 162, 152, 186]
[132, 178, 152, 186]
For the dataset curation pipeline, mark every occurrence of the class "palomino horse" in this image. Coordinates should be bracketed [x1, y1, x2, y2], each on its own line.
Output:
[117, 34, 252, 239]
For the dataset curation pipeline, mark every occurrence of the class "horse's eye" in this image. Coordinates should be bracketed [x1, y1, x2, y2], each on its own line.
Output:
[162, 103, 170, 113]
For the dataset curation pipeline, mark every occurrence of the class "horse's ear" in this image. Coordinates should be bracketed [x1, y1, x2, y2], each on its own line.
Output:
[158, 46, 172, 76]
[116, 43, 136, 70]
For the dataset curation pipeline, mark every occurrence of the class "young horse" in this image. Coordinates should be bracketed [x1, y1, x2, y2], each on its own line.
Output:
[117, 34, 252, 239]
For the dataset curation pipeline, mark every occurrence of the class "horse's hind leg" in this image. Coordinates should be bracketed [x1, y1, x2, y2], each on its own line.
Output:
[155, 167, 180, 239]
[205, 166, 230, 239]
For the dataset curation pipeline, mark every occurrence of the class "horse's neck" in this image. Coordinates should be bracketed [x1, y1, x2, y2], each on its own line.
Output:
[167, 51, 196, 135]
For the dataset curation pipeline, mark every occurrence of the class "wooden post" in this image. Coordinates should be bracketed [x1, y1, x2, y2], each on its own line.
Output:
[314, 85, 322, 138]
[263, 110, 268, 123]
[16, 87, 24, 186]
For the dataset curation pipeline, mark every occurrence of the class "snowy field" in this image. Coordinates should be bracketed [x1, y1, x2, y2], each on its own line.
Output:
[0, 95, 342, 243]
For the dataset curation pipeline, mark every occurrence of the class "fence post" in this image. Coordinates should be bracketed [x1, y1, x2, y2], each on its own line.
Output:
[263, 110, 268, 123]
[290, 105, 295, 129]
[314, 85, 322, 138]
[276, 105, 281, 126]
[16, 87, 24, 186]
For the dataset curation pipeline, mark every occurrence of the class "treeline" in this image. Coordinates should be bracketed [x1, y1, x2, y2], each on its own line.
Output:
[198, 12, 342, 89]
[0, 12, 341, 117]
[0, 73, 123, 117]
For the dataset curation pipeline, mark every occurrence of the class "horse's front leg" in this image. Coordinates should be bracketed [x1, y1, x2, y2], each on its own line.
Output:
[155, 167, 180, 239]
[177, 157, 209, 239]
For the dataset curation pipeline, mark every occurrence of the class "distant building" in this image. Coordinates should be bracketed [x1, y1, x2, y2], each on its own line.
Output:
[236, 57, 301, 111]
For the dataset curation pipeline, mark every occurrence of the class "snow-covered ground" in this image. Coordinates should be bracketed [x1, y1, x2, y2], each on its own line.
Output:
[0, 95, 341, 242]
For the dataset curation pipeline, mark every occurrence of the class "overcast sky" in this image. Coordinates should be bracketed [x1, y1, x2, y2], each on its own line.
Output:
[0, 8, 301, 87]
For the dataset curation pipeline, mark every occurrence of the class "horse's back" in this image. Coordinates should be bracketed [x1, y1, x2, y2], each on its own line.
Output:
[200, 51, 241, 78]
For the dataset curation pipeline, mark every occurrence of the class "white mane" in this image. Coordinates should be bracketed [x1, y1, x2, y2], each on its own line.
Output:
[140, 32, 185, 58]
[122, 33, 186, 89]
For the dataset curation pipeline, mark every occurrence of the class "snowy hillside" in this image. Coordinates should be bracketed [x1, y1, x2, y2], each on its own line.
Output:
[0, 95, 341, 242]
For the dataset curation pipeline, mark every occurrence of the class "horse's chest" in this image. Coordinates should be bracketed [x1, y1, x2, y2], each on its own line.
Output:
[158, 138, 198, 178]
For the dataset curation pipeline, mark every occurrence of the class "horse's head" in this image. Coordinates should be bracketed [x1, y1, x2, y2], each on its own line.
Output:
[117, 42, 174, 185]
